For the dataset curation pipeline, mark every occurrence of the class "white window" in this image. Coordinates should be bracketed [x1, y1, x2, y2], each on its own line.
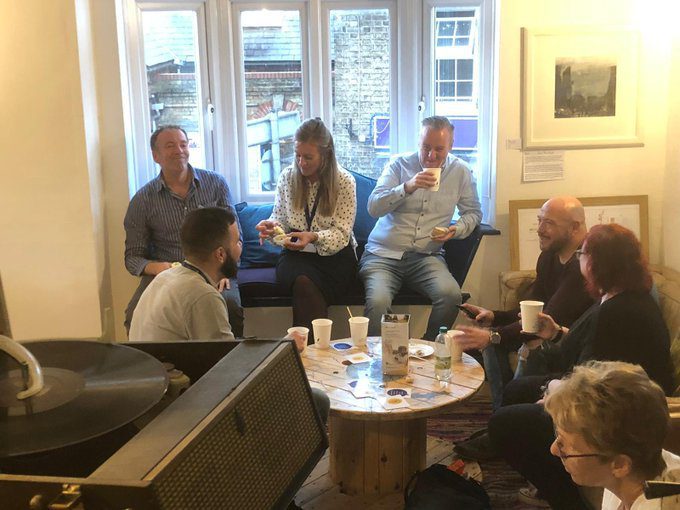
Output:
[120, 0, 495, 220]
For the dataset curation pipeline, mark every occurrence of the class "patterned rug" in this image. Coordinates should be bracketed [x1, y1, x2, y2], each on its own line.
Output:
[426, 388, 540, 509]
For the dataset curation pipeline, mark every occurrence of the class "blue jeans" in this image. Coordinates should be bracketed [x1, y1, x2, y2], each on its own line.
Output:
[359, 252, 462, 340]
[482, 344, 515, 411]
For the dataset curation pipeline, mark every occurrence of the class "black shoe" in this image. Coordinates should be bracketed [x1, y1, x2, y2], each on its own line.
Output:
[453, 429, 498, 461]
[286, 501, 303, 510]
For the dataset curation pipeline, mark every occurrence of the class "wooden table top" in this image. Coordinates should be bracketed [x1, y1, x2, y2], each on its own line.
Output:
[302, 337, 484, 422]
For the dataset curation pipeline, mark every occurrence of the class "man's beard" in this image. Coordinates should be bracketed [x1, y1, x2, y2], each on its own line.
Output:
[220, 255, 238, 279]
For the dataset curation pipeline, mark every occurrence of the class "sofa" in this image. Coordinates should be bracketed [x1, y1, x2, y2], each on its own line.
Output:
[234, 169, 499, 308]
[499, 265, 680, 454]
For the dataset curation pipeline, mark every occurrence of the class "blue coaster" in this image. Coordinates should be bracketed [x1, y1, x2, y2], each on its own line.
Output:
[332, 342, 352, 351]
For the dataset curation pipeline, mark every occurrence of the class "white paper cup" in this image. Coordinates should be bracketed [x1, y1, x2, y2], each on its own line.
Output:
[348, 316, 369, 347]
[520, 300, 544, 334]
[311, 319, 333, 349]
[287, 326, 309, 353]
[447, 329, 464, 361]
[424, 167, 441, 191]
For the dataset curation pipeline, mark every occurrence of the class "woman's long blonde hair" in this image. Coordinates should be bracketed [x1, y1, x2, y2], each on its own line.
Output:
[291, 118, 339, 217]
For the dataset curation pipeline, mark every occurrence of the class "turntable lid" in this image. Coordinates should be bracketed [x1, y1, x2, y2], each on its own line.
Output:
[0, 340, 168, 457]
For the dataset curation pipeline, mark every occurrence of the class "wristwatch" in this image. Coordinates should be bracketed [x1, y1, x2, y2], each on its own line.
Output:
[488, 331, 501, 345]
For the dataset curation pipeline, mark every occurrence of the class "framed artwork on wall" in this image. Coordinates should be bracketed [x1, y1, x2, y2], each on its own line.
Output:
[522, 27, 643, 150]
[509, 195, 648, 271]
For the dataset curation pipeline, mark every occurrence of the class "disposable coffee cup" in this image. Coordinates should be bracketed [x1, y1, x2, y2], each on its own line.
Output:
[287, 326, 309, 353]
[520, 300, 544, 334]
[348, 316, 369, 347]
[424, 167, 441, 191]
[311, 318, 333, 349]
[447, 329, 464, 361]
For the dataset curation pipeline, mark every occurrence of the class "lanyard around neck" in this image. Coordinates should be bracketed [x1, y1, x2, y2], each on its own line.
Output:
[181, 261, 213, 286]
[304, 194, 320, 232]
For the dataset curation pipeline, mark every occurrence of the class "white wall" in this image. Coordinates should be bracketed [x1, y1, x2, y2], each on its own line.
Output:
[0, 0, 103, 340]
[663, 19, 680, 272]
[465, 0, 674, 309]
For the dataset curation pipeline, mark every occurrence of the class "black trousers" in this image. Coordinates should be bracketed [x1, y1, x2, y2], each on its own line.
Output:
[489, 375, 591, 510]
[489, 402, 590, 510]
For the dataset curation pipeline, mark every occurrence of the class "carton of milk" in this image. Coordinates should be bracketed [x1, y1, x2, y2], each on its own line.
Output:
[381, 314, 410, 375]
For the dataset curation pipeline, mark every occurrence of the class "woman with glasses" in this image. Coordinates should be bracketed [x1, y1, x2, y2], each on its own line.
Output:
[544, 361, 680, 509]
[488, 224, 675, 509]
[504, 222, 674, 406]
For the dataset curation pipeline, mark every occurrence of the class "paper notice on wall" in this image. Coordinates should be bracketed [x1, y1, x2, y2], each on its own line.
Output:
[522, 151, 564, 182]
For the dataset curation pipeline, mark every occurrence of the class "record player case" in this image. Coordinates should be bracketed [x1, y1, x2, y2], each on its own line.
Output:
[0, 339, 328, 510]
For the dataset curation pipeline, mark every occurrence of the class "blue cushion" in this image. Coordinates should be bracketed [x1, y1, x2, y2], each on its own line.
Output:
[235, 202, 282, 268]
[347, 170, 378, 247]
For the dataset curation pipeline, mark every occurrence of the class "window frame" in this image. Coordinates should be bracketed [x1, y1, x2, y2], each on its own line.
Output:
[121, 0, 215, 193]
[423, 0, 496, 221]
[120, 0, 496, 221]
[231, 1, 311, 202]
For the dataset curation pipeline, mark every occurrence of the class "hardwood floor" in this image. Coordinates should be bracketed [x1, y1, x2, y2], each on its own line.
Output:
[295, 436, 456, 509]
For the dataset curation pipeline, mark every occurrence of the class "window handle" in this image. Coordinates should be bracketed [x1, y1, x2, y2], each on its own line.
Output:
[206, 101, 215, 131]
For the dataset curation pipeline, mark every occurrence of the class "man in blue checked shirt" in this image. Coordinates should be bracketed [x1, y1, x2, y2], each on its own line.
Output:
[359, 116, 482, 340]
[123, 125, 244, 337]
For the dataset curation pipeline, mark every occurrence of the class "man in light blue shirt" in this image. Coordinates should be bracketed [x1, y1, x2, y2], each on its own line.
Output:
[359, 116, 482, 340]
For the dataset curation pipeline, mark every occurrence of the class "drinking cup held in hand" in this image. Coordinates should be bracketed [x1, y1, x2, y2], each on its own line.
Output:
[447, 329, 464, 361]
[424, 167, 441, 191]
[348, 316, 370, 347]
[311, 319, 333, 349]
[287, 326, 309, 353]
[520, 300, 544, 334]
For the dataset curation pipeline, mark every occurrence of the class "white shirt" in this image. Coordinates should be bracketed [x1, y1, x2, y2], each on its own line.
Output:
[129, 265, 234, 341]
[602, 450, 680, 510]
[365, 152, 481, 260]
[270, 165, 356, 256]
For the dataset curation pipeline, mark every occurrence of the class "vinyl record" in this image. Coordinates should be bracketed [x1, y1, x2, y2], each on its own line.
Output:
[0, 340, 168, 457]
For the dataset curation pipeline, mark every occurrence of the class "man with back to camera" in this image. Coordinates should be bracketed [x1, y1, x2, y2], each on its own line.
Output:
[129, 207, 240, 341]
[359, 116, 482, 340]
[123, 125, 243, 337]
[452, 196, 594, 459]
[129, 206, 331, 498]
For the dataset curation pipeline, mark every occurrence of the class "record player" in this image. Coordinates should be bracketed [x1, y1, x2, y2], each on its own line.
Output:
[0, 336, 327, 510]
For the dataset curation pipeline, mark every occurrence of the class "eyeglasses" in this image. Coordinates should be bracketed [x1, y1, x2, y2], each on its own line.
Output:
[574, 249, 587, 259]
[553, 434, 606, 461]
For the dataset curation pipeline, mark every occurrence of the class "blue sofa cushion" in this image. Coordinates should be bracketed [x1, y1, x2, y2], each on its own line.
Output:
[234, 202, 281, 269]
[347, 169, 379, 249]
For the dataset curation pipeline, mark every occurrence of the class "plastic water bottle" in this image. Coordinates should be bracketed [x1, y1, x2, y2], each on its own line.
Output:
[435, 326, 451, 382]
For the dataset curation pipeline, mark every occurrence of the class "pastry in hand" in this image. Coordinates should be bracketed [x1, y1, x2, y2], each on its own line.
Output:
[431, 226, 449, 238]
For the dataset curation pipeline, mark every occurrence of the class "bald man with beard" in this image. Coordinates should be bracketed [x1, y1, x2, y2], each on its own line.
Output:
[452, 196, 594, 460]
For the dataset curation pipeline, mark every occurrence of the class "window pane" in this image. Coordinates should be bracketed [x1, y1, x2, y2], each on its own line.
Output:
[439, 82, 455, 98]
[456, 20, 471, 36]
[142, 11, 206, 169]
[240, 10, 303, 193]
[438, 21, 455, 37]
[439, 60, 455, 80]
[330, 9, 391, 179]
[457, 82, 473, 97]
[457, 59, 473, 80]
[432, 6, 479, 155]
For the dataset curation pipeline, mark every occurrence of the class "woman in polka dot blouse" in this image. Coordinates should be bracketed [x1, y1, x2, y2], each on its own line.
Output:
[256, 118, 357, 342]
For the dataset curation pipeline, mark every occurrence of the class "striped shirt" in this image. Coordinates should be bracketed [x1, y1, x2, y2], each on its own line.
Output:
[124, 166, 234, 276]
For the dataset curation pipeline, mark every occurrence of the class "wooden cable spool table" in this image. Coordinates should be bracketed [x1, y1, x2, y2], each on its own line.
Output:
[301, 337, 484, 496]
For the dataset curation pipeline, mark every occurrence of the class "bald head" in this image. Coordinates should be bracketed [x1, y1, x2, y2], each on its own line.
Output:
[537, 196, 587, 261]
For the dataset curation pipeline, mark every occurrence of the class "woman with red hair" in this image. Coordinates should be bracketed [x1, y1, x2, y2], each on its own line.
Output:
[488, 224, 675, 510]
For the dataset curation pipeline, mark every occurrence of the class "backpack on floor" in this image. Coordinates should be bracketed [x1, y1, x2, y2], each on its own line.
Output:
[404, 464, 491, 510]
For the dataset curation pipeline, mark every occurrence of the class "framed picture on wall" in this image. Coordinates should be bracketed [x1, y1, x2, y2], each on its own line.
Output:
[509, 195, 648, 271]
[522, 27, 643, 150]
